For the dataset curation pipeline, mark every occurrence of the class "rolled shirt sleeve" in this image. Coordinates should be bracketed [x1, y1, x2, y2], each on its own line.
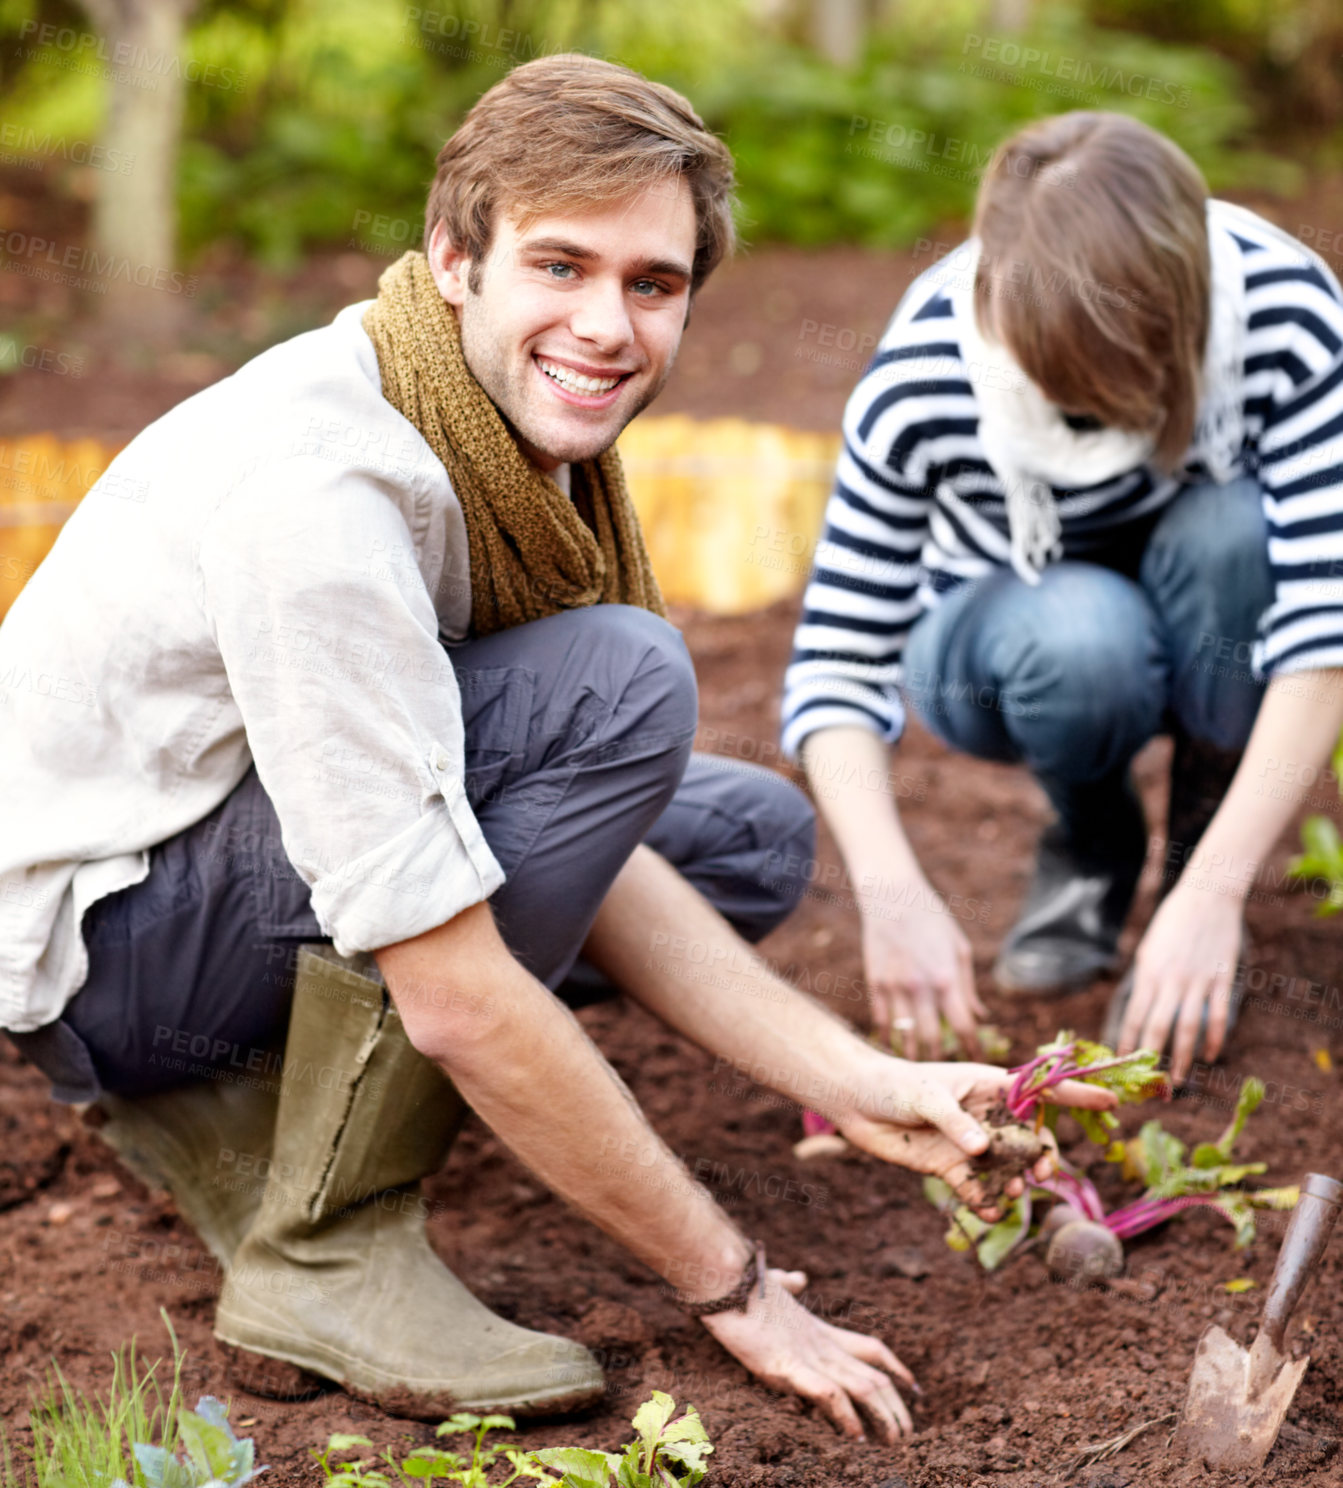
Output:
[197, 456, 504, 955]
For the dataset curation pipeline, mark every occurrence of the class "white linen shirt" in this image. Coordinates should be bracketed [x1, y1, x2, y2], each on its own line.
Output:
[0, 301, 505, 1034]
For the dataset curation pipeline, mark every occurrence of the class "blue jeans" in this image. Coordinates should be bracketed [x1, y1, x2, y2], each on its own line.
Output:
[902, 478, 1273, 838]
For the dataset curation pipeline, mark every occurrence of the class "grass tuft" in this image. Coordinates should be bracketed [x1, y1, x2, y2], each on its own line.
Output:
[4, 1310, 186, 1488]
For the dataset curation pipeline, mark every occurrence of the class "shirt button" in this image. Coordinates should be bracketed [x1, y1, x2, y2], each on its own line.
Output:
[432, 748, 450, 772]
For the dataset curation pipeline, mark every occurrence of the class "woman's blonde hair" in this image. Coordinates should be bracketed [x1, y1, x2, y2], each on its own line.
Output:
[973, 111, 1210, 470]
[424, 53, 736, 295]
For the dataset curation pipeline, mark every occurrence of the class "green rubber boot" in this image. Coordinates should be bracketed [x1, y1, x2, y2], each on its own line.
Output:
[213, 947, 604, 1419]
[90, 1071, 281, 1269]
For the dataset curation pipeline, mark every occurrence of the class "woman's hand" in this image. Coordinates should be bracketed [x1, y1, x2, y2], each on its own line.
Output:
[834, 1059, 1117, 1218]
[1117, 877, 1243, 1084]
[701, 1266, 917, 1444]
[860, 880, 986, 1060]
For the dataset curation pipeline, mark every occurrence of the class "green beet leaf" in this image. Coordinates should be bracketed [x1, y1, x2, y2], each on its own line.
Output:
[976, 1194, 1030, 1271]
[529, 1445, 621, 1487]
[1250, 1185, 1301, 1210]
[1132, 1119, 1188, 1190]
[922, 1176, 956, 1211]
[435, 1413, 485, 1436]
[658, 1407, 709, 1449]
[179, 1397, 257, 1486]
[132, 1398, 266, 1488]
[1074, 1106, 1120, 1146]
[1191, 1077, 1265, 1168]
[1299, 814, 1342, 866]
[399, 1447, 464, 1477]
[659, 1438, 714, 1479]
[1205, 1192, 1258, 1250]
[326, 1437, 374, 1454]
[131, 1443, 176, 1488]
[630, 1393, 678, 1457]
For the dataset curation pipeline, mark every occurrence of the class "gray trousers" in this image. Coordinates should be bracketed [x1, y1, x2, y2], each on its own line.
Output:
[21, 607, 815, 1100]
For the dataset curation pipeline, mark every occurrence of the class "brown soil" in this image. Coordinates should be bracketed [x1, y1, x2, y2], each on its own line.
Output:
[3, 596, 1342, 1487]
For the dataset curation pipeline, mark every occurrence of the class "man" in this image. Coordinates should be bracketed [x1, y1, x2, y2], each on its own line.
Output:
[0, 57, 1108, 1444]
[784, 111, 1343, 1083]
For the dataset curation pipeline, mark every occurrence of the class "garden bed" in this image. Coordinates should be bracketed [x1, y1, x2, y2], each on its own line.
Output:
[2, 597, 1340, 1487]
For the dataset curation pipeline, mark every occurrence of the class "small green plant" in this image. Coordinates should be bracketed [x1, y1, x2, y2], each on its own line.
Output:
[1289, 815, 1343, 915]
[1287, 728, 1343, 915]
[531, 1392, 712, 1487]
[314, 1394, 713, 1488]
[113, 1399, 266, 1488]
[314, 1412, 550, 1488]
[26, 1311, 186, 1488]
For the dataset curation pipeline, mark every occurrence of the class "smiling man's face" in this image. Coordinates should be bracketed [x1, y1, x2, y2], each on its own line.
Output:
[427, 178, 697, 471]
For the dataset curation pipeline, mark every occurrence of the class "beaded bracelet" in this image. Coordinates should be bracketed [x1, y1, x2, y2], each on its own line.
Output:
[676, 1239, 767, 1316]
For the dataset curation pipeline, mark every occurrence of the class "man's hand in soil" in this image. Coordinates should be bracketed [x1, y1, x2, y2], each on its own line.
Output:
[835, 1062, 1117, 1218]
[701, 1266, 917, 1444]
[382, 893, 935, 1443]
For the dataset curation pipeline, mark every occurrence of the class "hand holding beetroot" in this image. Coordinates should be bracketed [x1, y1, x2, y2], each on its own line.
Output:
[831, 1057, 1120, 1221]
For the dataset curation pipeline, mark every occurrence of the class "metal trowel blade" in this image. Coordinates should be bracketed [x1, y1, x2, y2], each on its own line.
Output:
[1173, 1324, 1309, 1472]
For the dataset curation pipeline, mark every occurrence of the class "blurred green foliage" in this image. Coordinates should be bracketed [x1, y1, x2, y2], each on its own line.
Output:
[1089, 0, 1343, 142]
[0, 0, 1327, 264]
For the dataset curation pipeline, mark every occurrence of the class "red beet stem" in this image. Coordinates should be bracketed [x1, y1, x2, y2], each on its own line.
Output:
[1106, 1194, 1216, 1241]
[1038, 1170, 1107, 1224]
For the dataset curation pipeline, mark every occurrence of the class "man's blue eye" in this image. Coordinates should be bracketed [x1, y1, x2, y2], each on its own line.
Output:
[632, 280, 664, 296]
[547, 263, 576, 279]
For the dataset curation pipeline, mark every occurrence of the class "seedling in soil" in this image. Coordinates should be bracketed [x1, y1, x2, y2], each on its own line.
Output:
[530, 1391, 713, 1486]
[1287, 725, 1343, 916]
[314, 1394, 713, 1488]
[314, 1413, 547, 1488]
[919, 1018, 1013, 1063]
[1288, 812, 1343, 915]
[23, 1308, 187, 1488]
[113, 1398, 267, 1488]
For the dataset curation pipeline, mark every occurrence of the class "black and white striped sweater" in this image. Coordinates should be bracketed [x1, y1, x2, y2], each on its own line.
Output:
[781, 201, 1343, 759]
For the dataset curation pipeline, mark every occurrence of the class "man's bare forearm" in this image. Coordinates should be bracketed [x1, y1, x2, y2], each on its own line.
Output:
[375, 904, 748, 1300]
[583, 844, 892, 1119]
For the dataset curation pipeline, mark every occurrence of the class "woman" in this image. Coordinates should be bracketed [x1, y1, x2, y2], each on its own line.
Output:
[784, 111, 1343, 1083]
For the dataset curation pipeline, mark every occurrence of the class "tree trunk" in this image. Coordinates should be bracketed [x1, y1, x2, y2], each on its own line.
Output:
[809, 0, 864, 68]
[74, 0, 198, 341]
[989, 0, 1033, 32]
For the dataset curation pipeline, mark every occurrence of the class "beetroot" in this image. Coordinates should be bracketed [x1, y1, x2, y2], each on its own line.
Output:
[1045, 1217, 1124, 1282]
[971, 1117, 1048, 1201]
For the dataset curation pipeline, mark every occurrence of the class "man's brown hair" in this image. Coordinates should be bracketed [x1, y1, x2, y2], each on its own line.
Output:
[424, 53, 736, 295]
[973, 111, 1210, 470]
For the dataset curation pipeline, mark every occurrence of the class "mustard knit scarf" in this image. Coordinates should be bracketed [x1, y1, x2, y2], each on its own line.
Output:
[362, 251, 665, 637]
